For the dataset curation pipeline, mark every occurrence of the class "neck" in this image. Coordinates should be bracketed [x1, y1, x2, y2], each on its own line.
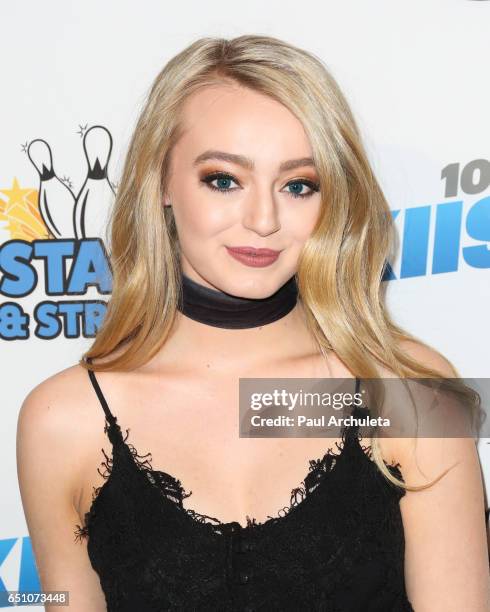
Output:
[177, 272, 299, 330]
[169, 300, 315, 372]
[155, 273, 318, 372]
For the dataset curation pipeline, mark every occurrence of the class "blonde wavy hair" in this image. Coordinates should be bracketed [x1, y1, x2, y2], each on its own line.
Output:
[81, 34, 481, 490]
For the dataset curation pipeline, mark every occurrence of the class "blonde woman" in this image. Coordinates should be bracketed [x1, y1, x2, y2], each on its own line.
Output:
[17, 35, 489, 611]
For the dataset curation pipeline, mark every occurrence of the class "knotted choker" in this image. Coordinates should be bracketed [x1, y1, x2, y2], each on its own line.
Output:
[177, 273, 299, 329]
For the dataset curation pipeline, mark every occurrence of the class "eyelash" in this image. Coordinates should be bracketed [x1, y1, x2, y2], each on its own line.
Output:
[200, 172, 320, 199]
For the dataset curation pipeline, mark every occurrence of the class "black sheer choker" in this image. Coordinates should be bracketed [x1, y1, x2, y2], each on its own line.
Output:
[177, 273, 299, 329]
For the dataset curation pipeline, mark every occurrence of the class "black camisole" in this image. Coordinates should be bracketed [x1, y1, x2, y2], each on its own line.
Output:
[74, 371, 414, 611]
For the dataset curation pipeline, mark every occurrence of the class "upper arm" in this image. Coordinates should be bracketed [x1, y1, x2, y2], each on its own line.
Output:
[393, 341, 490, 611]
[400, 435, 489, 611]
[16, 372, 107, 611]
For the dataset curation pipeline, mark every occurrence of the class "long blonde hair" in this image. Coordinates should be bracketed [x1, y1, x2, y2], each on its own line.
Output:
[81, 34, 480, 490]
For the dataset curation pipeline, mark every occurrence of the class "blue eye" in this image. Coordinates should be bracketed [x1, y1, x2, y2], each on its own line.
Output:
[285, 180, 320, 199]
[201, 172, 239, 194]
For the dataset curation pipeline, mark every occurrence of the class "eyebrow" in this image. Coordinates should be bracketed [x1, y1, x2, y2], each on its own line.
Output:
[193, 150, 316, 172]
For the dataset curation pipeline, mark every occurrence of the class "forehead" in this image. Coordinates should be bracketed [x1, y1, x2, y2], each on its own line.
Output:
[176, 83, 310, 155]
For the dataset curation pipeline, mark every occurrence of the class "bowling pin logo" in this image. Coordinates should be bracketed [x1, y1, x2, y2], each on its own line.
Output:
[27, 139, 76, 239]
[24, 124, 116, 242]
[73, 125, 115, 240]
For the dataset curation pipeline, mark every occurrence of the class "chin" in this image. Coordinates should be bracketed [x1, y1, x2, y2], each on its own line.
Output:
[220, 276, 287, 300]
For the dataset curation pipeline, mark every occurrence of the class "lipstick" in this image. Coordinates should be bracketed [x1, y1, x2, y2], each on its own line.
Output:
[225, 246, 281, 268]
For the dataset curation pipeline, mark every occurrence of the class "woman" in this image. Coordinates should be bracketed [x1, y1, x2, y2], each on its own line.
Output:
[17, 35, 489, 611]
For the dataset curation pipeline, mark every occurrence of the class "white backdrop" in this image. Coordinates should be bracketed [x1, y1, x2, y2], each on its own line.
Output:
[1, 0, 489, 606]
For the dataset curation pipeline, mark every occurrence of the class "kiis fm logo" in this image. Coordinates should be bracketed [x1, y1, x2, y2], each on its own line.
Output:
[385, 160, 490, 279]
[0, 537, 41, 598]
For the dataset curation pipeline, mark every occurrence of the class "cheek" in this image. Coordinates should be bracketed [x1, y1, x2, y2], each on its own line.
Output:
[285, 200, 322, 242]
[172, 199, 234, 241]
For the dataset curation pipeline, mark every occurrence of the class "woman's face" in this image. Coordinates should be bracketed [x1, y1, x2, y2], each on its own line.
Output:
[165, 82, 322, 298]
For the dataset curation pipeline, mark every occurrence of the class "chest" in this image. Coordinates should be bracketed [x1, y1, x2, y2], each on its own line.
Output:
[78, 356, 361, 528]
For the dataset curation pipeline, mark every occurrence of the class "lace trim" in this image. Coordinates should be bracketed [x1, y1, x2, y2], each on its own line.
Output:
[75, 415, 403, 541]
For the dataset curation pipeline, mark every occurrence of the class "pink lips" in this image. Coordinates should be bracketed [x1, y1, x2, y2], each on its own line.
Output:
[225, 246, 281, 268]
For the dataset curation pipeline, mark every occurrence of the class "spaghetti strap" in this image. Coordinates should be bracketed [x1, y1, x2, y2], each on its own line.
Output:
[340, 376, 365, 439]
[86, 356, 117, 426]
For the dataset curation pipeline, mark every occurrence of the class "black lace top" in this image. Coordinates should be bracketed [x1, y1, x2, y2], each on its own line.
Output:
[74, 370, 414, 612]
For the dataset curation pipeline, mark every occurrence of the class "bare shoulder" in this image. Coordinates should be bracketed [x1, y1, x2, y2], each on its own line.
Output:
[374, 339, 459, 471]
[397, 338, 458, 377]
[19, 361, 94, 427]
[19, 362, 90, 432]
[396, 340, 477, 488]
[17, 361, 100, 504]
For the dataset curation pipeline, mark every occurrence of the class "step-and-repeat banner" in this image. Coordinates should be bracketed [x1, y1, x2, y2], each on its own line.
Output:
[1, 1, 488, 606]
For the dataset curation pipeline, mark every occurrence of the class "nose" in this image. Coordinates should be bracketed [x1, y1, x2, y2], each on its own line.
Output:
[241, 189, 281, 237]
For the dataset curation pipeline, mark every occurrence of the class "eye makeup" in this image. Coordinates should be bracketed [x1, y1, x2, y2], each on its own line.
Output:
[199, 170, 320, 199]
